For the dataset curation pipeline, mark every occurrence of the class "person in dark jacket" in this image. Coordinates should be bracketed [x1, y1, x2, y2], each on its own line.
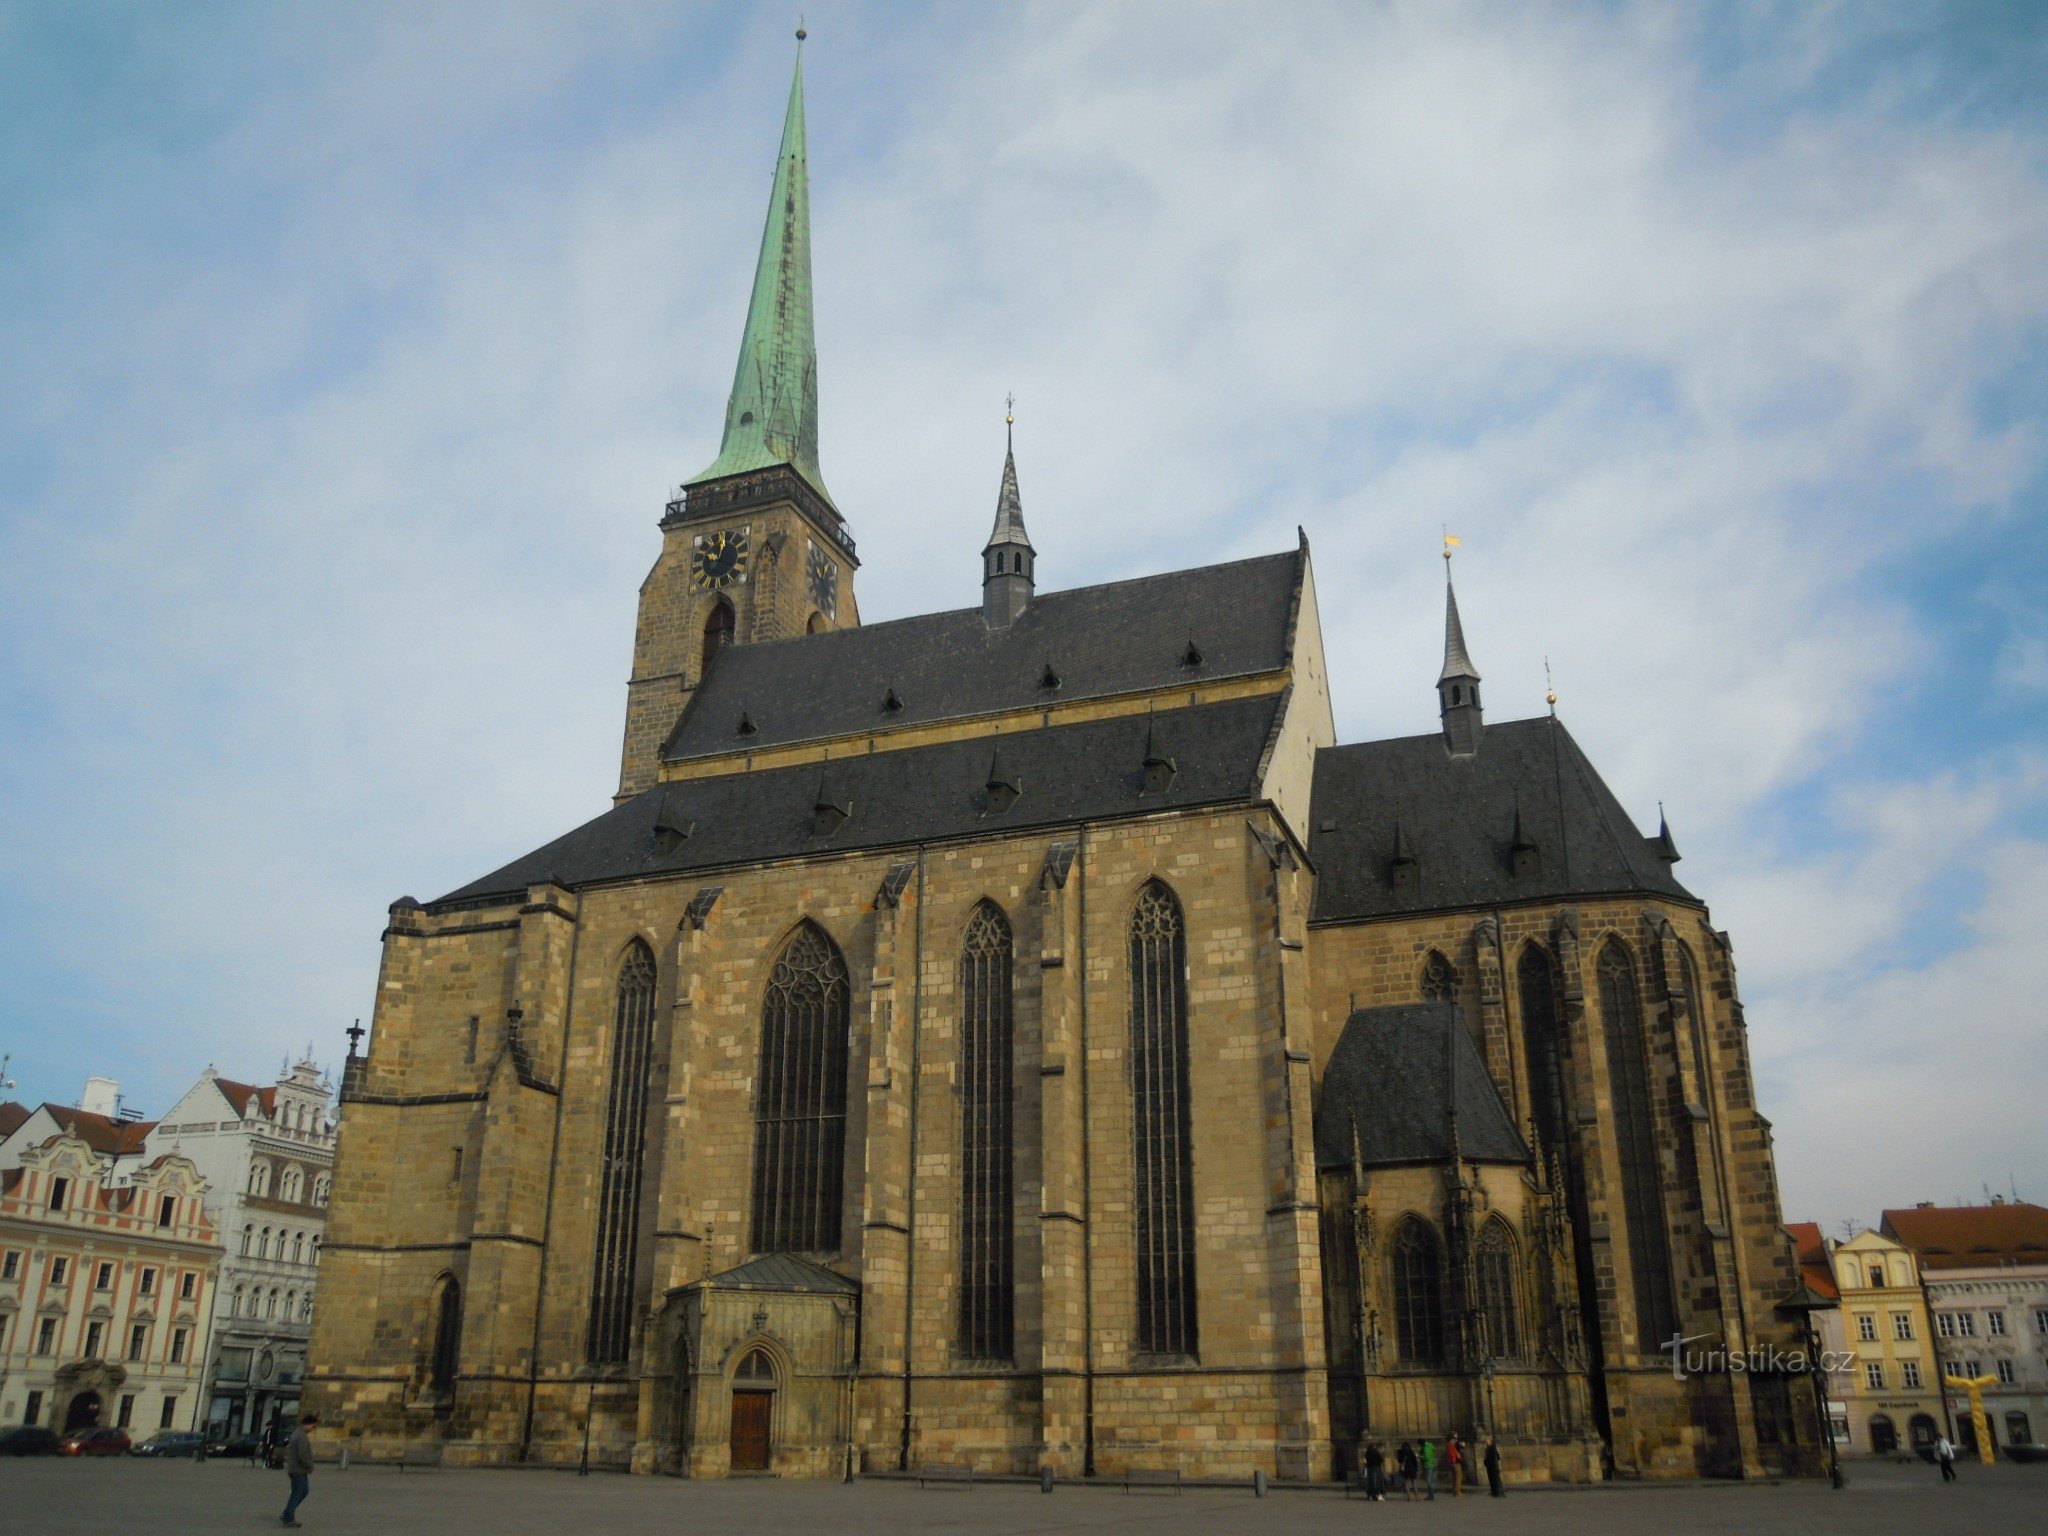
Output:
[279, 1414, 319, 1528]
[1363, 1440, 1386, 1501]
[1397, 1441, 1420, 1500]
[1484, 1436, 1505, 1497]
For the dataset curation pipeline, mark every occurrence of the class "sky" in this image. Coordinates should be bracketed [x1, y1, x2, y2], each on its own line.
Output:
[1, 1, 2044, 1234]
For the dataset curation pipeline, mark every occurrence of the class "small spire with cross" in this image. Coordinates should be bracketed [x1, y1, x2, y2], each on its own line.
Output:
[345, 1018, 365, 1059]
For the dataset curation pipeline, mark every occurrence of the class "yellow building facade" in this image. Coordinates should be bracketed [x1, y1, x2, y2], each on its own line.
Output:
[1831, 1231, 1942, 1457]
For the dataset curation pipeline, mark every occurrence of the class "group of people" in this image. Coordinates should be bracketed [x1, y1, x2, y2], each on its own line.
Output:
[1357, 1433, 1505, 1500]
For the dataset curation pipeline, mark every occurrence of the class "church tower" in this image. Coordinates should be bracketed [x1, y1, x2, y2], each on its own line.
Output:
[980, 409, 1035, 627]
[1436, 566, 1483, 756]
[616, 36, 859, 801]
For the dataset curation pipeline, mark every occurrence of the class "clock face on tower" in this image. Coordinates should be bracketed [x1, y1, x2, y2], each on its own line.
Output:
[806, 541, 838, 619]
[690, 527, 750, 591]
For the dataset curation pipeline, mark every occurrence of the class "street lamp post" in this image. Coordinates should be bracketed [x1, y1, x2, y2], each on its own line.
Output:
[1777, 1288, 1844, 1490]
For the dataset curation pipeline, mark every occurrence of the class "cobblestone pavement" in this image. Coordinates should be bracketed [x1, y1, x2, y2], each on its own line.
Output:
[1, 1456, 2035, 1534]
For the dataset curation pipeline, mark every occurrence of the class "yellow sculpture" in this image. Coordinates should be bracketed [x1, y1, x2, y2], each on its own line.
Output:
[1943, 1374, 1999, 1466]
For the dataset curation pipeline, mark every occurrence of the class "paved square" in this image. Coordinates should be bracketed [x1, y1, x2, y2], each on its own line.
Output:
[4, 1457, 2035, 1534]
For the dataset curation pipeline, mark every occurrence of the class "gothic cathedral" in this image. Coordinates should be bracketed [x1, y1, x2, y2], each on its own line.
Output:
[305, 46, 1826, 1484]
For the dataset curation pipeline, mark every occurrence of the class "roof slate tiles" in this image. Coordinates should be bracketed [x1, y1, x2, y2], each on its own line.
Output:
[664, 548, 1302, 763]
[439, 692, 1285, 906]
[1314, 1003, 1527, 1169]
[1309, 715, 1694, 923]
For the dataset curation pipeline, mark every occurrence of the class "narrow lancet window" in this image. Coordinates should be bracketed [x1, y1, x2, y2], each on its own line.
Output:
[1599, 941, 1678, 1348]
[751, 922, 851, 1254]
[588, 941, 657, 1365]
[1392, 1217, 1445, 1365]
[1129, 880, 1197, 1358]
[958, 901, 1014, 1360]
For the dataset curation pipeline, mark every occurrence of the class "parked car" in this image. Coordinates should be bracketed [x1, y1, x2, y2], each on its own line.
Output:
[132, 1430, 208, 1458]
[60, 1427, 133, 1457]
[0, 1426, 63, 1456]
[206, 1432, 264, 1460]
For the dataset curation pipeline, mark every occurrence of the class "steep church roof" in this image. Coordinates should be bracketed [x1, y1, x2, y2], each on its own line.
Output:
[1314, 1003, 1526, 1168]
[440, 691, 1284, 906]
[687, 43, 831, 505]
[662, 547, 1303, 764]
[1309, 715, 1694, 922]
[691, 1252, 859, 1294]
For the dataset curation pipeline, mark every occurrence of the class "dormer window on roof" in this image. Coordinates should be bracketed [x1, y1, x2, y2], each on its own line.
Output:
[1181, 639, 1204, 668]
[1040, 661, 1061, 691]
[737, 710, 759, 736]
[812, 774, 852, 836]
[1390, 821, 1420, 888]
[882, 687, 903, 714]
[984, 746, 1021, 814]
[1140, 719, 1176, 795]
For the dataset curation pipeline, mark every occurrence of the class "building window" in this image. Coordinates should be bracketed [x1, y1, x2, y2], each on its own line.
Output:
[1474, 1219, 1523, 1360]
[230, 1286, 244, 1318]
[1996, 1359, 2016, 1385]
[1988, 1311, 2006, 1336]
[160, 1397, 178, 1430]
[1598, 941, 1677, 1349]
[180, 1272, 196, 1301]
[429, 1275, 462, 1393]
[292, 1233, 305, 1265]
[117, 1394, 135, 1429]
[247, 1161, 269, 1197]
[1391, 1217, 1446, 1365]
[588, 940, 657, 1367]
[1868, 1265, 1884, 1288]
[1957, 1313, 1977, 1337]
[1902, 1360, 1922, 1388]
[2008, 1411, 2033, 1445]
[1518, 946, 1568, 1157]
[1937, 1312, 1956, 1337]
[49, 1257, 67, 1285]
[957, 900, 1015, 1363]
[749, 922, 851, 1255]
[1857, 1314, 1877, 1342]
[1, 1251, 15, 1280]
[84, 1320, 104, 1358]
[240, 1225, 252, 1258]
[95, 1262, 114, 1290]
[1865, 1361, 1885, 1389]
[158, 1194, 175, 1227]
[129, 1323, 148, 1360]
[280, 1167, 303, 1203]
[702, 598, 735, 673]
[140, 1268, 157, 1297]
[2036, 1309, 2048, 1334]
[1129, 880, 1198, 1359]
[1420, 950, 1458, 1003]
[171, 1326, 189, 1363]
[1893, 1312, 1913, 1341]
[302, 1294, 314, 1322]
[49, 1176, 68, 1211]
[37, 1317, 58, 1354]
[25, 1390, 43, 1426]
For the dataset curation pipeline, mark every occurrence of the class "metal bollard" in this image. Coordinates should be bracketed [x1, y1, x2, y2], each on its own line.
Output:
[339, 1448, 350, 1471]
[1254, 1468, 1267, 1498]
[1040, 1466, 1054, 1493]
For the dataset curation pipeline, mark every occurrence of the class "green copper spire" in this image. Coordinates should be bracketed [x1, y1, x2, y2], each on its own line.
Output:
[689, 41, 831, 505]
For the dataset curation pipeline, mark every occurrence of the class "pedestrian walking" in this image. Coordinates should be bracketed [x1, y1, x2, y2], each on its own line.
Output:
[1363, 1440, 1386, 1501]
[257, 1419, 276, 1468]
[279, 1414, 319, 1528]
[1447, 1434, 1464, 1496]
[1398, 1441, 1419, 1500]
[1420, 1437, 1438, 1499]
[1936, 1435, 1956, 1483]
[1484, 1436, 1504, 1497]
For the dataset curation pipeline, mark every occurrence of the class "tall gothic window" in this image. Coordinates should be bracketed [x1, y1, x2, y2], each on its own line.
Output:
[1420, 950, 1458, 1003]
[1129, 880, 1197, 1358]
[1475, 1219, 1523, 1361]
[702, 598, 735, 673]
[1599, 941, 1677, 1349]
[1518, 944, 1567, 1157]
[588, 941, 657, 1365]
[1391, 1217, 1445, 1365]
[958, 901, 1015, 1361]
[751, 922, 850, 1254]
[1678, 946, 1711, 1102]
[429, 1274, 462, 1392]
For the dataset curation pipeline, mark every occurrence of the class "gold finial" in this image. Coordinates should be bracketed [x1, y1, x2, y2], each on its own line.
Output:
[1544, 656, 1558, 712]
[1442, 527, 1461, 565]
[796, 16, 807, 42]
[1005, 391, 1015, 426]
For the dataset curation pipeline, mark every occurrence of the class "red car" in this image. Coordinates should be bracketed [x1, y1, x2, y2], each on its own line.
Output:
[60, 1427, 132, 1456]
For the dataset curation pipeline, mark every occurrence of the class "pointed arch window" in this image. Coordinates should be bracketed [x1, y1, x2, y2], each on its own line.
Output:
[1678, 945, 1711, 1103]
[1599, 941, 1677, 1349]
[1475, 1219, 1523, 1361]
[1420, 950, 1458, 1003]
[751, 923, 851, 1254]
[702, 599, 735, 674]
[429, 1274, 462, 1393]
[1130, 880, 1197, 1358]
[1518, 945, 1567, 1157]
[589, 941, 657, 1365]
[1391, 1217, 1445, 1365]
[958, 901, 1014, 1361]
